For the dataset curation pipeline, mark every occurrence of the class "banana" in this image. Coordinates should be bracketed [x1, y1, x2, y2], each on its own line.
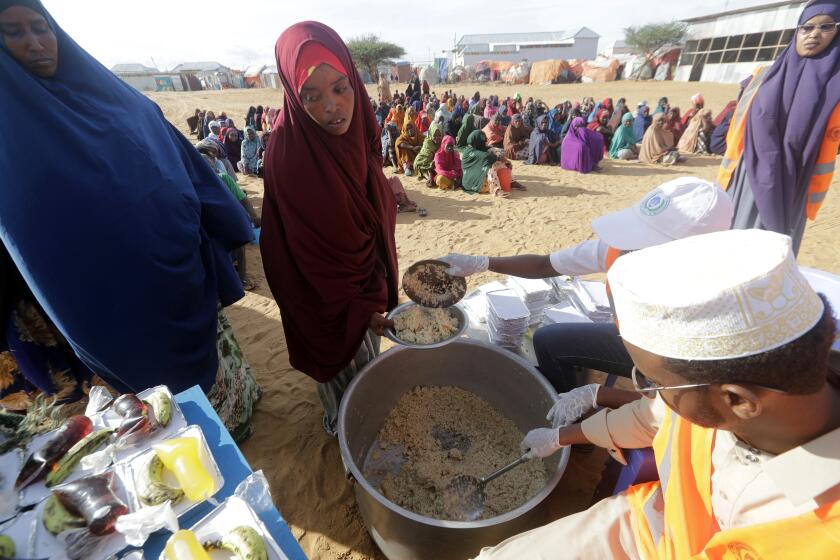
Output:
[205, 526, 268, 560]
[42, 494, 86, 535]
[0, 535, 13, 559]
[143, 391, 173, 428]
[46, 428, 115, 487]
[136, 453, 184, 507]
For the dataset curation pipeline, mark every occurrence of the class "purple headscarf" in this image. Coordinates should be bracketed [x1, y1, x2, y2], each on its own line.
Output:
[561, 117, 604, 173]
[743, 0, 840, 234]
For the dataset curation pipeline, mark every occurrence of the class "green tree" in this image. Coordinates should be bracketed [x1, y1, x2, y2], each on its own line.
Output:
[346, 34, 406, 82]
[624, 22, 687, 78]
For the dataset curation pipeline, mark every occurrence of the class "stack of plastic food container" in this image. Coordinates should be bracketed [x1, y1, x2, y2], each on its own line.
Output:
[486, 289, 531, 350]
[507, 277, 553, 325]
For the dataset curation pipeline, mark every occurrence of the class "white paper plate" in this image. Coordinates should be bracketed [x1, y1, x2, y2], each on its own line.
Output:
[487, 290, 530, 321]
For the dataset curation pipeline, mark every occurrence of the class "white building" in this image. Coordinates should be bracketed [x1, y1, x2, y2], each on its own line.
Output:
[454, 28, 600, 67]
[675, 0, 806, 84]
[111, 64, 186, 92]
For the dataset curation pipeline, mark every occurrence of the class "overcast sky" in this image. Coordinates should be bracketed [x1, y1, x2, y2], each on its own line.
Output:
[42, 0, 778, 70]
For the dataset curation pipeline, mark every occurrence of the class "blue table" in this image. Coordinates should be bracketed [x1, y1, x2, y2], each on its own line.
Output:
[141, 386, 308, 559]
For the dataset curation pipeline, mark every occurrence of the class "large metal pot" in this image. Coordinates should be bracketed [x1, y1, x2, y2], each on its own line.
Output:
[338, 339, 569, 560]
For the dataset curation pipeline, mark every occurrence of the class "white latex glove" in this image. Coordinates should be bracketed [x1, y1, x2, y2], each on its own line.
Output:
[438, 253, 489, 277]
[520, 427, 563, 459]
[546, 384, 600, 429]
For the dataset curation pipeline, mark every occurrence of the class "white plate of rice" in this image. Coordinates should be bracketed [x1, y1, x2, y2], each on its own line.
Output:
[385, 302, 469, 349]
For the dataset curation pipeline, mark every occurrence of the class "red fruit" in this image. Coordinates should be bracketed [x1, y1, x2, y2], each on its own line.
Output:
[15, 415, 93, 490]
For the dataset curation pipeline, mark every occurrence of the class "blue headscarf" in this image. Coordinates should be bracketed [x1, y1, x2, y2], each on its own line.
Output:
[547, 108, 565, 135]
[0, 1, 253, 393]
[587, 101, 602, 123]
[633, 103, 650, 142]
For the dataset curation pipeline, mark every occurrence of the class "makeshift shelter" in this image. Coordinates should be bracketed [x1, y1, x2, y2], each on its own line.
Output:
[243, 65, 267, 88]
[528, 59, 573, 84]
[394, 62, 412, 82]
[419, 65, 440, 85]
[448, 65, 471, 82]
[504, 62, 531, 84]
[260, 65, 281, 89]
[581, 58, 621, 83]
[622, 46, 681, 81]
[567, 59, 586, 81]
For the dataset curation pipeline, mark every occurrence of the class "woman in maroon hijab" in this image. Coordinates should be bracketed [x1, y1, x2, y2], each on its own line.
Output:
[261, 21, 399, 435]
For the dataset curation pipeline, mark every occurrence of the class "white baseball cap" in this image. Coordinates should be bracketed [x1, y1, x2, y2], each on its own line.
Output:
[592, 177, 734, 251]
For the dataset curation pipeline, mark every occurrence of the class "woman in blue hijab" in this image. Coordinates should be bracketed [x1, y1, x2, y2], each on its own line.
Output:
[0, 0, 260, 440]
[633, 102, 651, 142]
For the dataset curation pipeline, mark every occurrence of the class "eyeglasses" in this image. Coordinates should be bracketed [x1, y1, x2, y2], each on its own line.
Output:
[631, 366, 790, 395]
[631, 366, 711, 395]
[797, 22, 840, 36]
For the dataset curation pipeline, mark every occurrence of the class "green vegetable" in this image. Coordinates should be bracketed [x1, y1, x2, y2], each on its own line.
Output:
[42, 494, 86, 536]
[46, 427, 115, 487]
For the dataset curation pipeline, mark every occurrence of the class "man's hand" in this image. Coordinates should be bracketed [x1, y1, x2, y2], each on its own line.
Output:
[370, 312, 394, 336]
[520, 427, 562, 458]
[438, 253, 489, 277]
[546, 384, 600, 428]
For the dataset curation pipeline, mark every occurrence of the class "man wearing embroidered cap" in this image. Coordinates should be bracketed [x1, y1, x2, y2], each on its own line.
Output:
[441, 178, 734, 410]
[475, 229, 840, 559]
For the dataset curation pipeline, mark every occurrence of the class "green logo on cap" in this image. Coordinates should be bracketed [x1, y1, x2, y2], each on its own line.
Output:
[640, 193, 670, 216]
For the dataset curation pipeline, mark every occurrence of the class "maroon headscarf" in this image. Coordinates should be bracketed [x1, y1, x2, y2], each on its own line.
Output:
[712, 100, 737, 127]
[260, 21, 398, 382]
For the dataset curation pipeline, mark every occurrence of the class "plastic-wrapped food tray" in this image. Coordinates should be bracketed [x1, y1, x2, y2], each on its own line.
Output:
[172, 496, 289, 560]
[121, 425, 224, 519]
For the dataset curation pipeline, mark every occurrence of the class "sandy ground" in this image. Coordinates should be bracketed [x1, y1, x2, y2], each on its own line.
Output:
[149, 81, 840, 560]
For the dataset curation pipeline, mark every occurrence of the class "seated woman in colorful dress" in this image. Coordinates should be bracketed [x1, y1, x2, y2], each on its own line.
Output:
[434, 136, 463, 190]
[381, 122, 400, 169]
[503, 113, 531, 160]
[678, 109, 715, 155]
[238, 126, 261, 175]
[609, 113, 639, 161]
[462, 131, 521, 198]
[587, 110, 613, 153]
[526, 115, 561, 165]
[640, 113, 681, 166]
[482, 112, 507, 149]
[395, 121, 423, 176]
[413, 123, 443, 185]
[561, 117, 604, 174]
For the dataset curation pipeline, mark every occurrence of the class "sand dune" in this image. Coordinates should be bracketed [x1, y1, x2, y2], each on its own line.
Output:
[149, 81, 840, 560]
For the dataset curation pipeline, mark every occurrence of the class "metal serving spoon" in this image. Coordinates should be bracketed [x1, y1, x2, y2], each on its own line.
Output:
[443, 451, 536, 521]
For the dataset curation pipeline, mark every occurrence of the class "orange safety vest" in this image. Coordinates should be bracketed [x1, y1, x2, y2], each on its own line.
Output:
[718, 66, 840, 221]
[625, 409, 840, 559]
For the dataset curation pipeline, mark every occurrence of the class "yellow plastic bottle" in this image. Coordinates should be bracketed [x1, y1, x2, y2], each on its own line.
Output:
[152, 437, 214, 501]
[164, 530, 211, 560]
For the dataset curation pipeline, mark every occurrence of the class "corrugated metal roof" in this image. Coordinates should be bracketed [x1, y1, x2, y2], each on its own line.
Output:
[111, 63, 158, 73]
[457, 27, 599, 46]
[682, 0, 806, 23]
[172, 61, 229, 72]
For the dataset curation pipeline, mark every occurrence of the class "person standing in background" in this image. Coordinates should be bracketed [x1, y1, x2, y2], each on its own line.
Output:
[719, 0, 840, 255]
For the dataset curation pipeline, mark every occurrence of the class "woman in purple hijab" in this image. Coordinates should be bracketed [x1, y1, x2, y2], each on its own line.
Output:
[560, 117, 604, 174]
[723, 0, 840, 254]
